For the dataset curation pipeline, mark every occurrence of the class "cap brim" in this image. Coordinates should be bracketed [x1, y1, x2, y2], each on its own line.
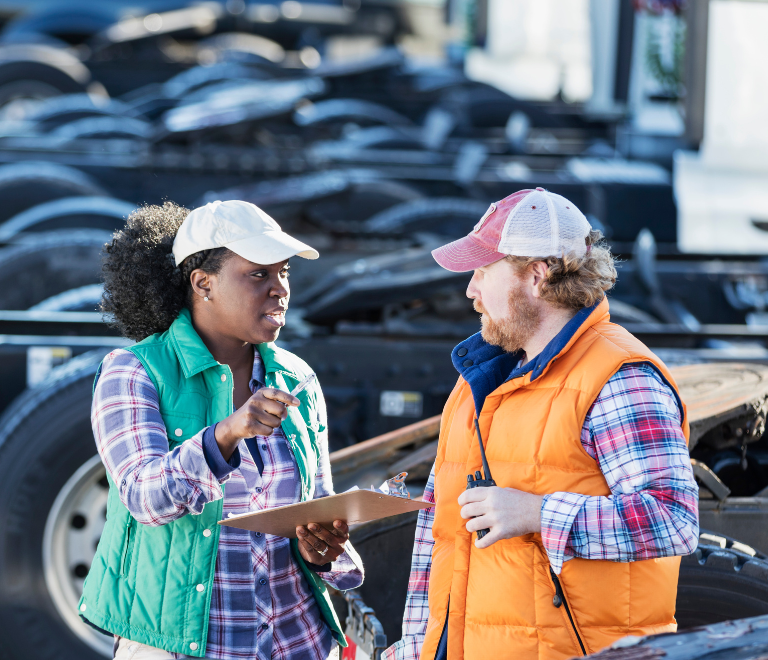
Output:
[431, 235, 507, 272]
[225, 230, 319, 265]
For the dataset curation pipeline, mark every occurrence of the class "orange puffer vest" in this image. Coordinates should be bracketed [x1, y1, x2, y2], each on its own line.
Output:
[421, 299, 689, 660]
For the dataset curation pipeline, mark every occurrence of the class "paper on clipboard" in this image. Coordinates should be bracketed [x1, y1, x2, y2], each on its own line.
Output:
[218, 489, 432, 538]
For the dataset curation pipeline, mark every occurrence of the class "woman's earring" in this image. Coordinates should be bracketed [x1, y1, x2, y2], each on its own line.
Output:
[204, 296, 209, 301]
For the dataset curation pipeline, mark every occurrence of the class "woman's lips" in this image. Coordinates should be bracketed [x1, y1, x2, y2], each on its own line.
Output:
[264, 310, 286, 327]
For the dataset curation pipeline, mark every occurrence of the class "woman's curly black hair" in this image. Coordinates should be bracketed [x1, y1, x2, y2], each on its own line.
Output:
[101, 202, 231, 341]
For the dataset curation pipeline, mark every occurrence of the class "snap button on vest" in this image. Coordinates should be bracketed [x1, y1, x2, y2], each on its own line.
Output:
[457, 347, 468, 357]
[189, 642, 199, 651]
[203, 529, 211, 538]
[80, 603, 86, 612]
[220, 374, 226, 382]
[196, 584, 204, 592]
[462, 359, 473, 367]
[174, 428, 182, 437]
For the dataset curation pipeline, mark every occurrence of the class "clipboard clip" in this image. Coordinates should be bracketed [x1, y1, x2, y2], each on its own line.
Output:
[375, 471, 411, 499]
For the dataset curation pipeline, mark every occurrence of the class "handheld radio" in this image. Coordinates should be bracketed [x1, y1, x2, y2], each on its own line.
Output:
[465, 418, 496, 539]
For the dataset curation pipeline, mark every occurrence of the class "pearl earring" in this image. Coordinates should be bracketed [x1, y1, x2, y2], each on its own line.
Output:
[204, 296, 209, 301]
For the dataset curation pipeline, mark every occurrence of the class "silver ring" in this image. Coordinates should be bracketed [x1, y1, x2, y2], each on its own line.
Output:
[317, 546, 328, 557]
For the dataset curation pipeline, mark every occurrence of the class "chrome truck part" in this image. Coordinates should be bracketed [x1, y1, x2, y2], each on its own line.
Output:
[43, 454, 111, 657]
[340, 591, 387, 660]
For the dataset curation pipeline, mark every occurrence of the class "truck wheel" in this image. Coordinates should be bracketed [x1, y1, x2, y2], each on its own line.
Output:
[0, 196, 133, 240]
[0, 229, 110, 309]
[677, 534, 768, 628]
[363, 197, 489, 237]
[0, 350, 112, 659]
[0, 161, 106, 223]
[0, 44, 90, 111]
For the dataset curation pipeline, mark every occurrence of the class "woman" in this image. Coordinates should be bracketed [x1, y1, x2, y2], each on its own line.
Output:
[79, 200, 363, 660]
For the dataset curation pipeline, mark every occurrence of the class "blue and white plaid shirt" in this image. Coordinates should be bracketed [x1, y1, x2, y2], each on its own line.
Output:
[92, 348, 363, 660]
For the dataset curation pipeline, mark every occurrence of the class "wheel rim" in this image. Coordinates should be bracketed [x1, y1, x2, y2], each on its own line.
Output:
[43, 454, 112, 657]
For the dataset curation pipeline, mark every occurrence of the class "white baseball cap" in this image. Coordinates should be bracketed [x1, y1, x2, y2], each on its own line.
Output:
[432, 187, 592, 272]
[172, 200, 319, 266]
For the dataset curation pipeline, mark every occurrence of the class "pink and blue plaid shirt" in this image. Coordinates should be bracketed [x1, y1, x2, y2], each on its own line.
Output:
[385, 362, 699, 660]
[91, 348, 363, 660]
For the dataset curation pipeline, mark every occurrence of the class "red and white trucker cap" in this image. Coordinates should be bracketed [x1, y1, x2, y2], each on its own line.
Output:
[432, 188, 592, 272]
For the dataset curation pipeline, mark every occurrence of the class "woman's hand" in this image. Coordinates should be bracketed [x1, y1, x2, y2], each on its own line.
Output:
[296, 520, 349, 565]
[215, 388, 299, 459]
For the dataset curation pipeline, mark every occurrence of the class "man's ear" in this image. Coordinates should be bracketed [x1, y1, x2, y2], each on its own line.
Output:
[528, 261, 549, 299]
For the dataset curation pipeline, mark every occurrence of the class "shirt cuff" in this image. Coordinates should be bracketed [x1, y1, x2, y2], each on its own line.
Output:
[318, 543, 364, 590]
[202, 424, 241, 482]
[540, 492, 589, 574]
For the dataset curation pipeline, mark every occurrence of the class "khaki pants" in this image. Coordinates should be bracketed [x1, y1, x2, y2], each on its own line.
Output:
[114, 638, 178, 659]
[114, 637, 340, 659]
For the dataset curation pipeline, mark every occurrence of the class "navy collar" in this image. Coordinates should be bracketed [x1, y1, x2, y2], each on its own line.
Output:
[452, 301, 601, 414]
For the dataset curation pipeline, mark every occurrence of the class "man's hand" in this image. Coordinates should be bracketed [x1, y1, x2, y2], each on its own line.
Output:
[458, 487, 544, 549]
[296, 520, 349, 565]
[215, 388, 299, 459]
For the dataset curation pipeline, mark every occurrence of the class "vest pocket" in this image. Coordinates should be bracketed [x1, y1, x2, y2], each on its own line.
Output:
[120, 519, 136, 577]
[549, 567, 587, 656]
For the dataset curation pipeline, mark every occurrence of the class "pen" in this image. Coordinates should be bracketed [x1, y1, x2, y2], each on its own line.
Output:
[290, 373, 316, 397]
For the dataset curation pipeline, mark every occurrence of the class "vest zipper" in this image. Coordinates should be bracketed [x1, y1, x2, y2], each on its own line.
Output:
[120, 520, 133, 576]
[549, 567, 586, 656]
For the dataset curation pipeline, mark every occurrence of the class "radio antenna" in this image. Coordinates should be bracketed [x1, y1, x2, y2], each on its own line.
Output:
[474, 418, 493, 482]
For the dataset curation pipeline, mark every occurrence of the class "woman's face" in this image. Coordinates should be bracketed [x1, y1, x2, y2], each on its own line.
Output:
[203, 253, 291, 345]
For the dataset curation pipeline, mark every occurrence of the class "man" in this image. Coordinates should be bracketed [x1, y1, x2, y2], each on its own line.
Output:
[384, 188, 699, 660]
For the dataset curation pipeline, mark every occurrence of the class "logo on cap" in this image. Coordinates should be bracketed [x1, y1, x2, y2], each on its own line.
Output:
[473, 203, 496, 233]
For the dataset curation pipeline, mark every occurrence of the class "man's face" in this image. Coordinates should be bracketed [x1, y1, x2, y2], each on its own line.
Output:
[466, 258, 541, 353]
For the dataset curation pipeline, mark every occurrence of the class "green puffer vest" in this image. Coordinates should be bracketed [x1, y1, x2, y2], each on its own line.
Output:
[78, 308, 346, 656]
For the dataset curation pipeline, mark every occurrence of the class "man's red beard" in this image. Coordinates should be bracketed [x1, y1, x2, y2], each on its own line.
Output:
[474, 282, 541, 353]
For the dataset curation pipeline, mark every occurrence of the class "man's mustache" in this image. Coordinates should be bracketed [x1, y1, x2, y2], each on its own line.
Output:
[473, 299, 486, 315]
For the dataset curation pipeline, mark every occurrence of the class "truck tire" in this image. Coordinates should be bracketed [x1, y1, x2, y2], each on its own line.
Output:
[0, 350, 113, 659]
[0, 229, 110, 309]
[307, 179, 423, 228]
[363, 197, 489, 237]
[0, 44, 90, 110]
[0, 197, 134, 240]
[0, 162, 106, 223]
[677, 534, 768, 629]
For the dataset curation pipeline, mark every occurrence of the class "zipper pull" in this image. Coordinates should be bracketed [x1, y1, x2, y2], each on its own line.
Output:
[550, 567, 563, 608]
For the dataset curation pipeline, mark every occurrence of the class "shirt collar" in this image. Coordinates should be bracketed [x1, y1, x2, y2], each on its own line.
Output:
[250, 349, 266, 391]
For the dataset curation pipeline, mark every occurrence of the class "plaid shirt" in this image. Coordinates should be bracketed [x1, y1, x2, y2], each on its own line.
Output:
[92, 349, 363, 660]
[384, 362, 698, 660]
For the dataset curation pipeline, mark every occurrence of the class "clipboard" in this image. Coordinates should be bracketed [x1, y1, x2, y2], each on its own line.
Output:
[218, 489, 432, 538]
